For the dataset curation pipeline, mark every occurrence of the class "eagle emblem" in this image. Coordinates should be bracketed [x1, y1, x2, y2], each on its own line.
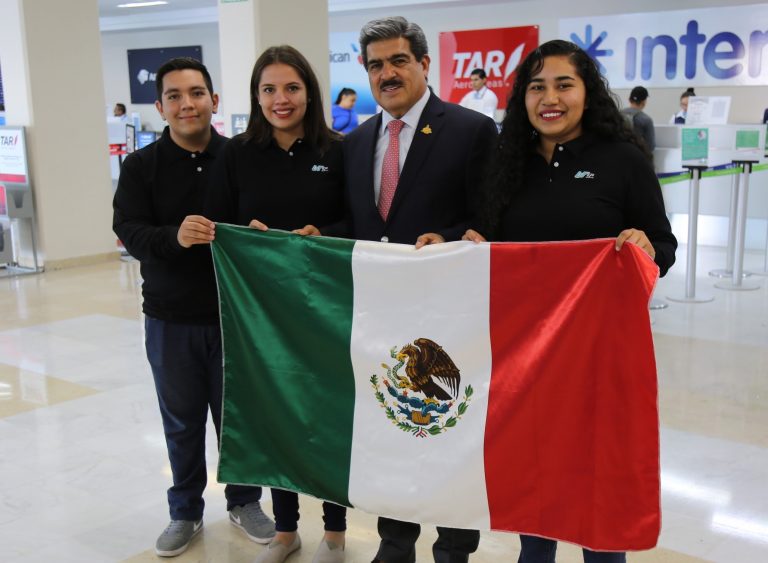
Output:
[371, 338, 473, 438]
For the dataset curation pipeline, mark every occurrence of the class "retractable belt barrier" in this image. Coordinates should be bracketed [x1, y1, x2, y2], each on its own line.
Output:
[749, 163, 768, 277]
[666, 165, 715, 303]
[658, 161, 766, 302]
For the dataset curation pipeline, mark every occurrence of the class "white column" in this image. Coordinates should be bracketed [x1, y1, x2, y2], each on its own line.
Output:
[217, 0, 329, 137]
[0, 0, 114, 268]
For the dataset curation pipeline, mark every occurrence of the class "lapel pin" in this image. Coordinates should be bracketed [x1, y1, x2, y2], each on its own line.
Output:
[421, 125, 432, 135]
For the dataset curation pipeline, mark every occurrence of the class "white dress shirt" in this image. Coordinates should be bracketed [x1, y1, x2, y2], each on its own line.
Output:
[459, 86, 498, 120]
[373, 88, 431, 204]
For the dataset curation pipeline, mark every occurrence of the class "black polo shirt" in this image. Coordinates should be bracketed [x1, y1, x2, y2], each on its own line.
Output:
[206, 135, 344, 231]
[113, 126, 226, 324]
[498, 134, 676, 276]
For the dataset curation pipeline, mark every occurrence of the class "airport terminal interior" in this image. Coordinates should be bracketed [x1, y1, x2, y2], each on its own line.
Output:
[1, 0, 768, 562]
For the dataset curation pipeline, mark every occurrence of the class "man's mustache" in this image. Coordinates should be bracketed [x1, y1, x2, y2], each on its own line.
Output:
[379, 79, 403, 90]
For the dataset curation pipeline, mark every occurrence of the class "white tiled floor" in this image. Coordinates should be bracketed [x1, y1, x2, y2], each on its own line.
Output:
[0, 245, 766, 562]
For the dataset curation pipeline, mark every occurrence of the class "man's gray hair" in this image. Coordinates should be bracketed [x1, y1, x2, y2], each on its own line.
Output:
[359, 16, 429, 68]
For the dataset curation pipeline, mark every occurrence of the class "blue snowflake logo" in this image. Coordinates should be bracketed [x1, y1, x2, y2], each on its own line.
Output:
[570, 25, 613, 74]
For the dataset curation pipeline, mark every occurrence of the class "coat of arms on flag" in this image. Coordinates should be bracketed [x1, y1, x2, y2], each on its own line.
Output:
[372, 338, 473, 438]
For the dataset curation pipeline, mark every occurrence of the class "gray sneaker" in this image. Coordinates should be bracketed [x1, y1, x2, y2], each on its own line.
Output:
[229, 501, 276, 543]
[155, 519, 203, 557]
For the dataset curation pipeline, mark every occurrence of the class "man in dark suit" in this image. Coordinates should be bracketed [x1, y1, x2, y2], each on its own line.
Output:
[299, 16, 496, 563]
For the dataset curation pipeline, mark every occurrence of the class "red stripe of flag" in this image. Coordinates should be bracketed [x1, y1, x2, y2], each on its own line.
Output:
[484, 239, 660, 551]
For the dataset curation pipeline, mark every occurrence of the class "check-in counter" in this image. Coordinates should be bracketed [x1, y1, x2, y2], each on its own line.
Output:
[654, 123, 768, 300]
[655, 124, 765, 171]
[0, 126, 40, 274]
[655, 124, 768, 248]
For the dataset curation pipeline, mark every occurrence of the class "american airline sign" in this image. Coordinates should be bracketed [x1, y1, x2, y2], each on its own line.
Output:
[439, 26, 539, 108]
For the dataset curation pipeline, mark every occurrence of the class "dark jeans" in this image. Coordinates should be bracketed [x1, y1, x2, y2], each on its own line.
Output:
[375, 517, 480, 563]
[145, 316, 262, 521]
[271, 488, 347, 532]
[518, 535, 626, 563]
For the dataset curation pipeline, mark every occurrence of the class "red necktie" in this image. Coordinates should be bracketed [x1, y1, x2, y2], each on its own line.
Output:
[378, 119, 404, 220]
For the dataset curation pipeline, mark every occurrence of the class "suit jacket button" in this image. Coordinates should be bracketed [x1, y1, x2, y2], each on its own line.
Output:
[380, 236, 389, 243]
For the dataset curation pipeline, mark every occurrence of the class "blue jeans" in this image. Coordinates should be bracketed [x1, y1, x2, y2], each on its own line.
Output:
[145, 316, 262, 520]
[518, 535, 626, 563]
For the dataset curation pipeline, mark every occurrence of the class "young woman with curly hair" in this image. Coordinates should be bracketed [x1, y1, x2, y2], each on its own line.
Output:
[464, 39, 677, 563]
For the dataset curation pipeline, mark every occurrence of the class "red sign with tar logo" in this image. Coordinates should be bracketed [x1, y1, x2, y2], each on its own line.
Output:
[439, 26, 539, 109]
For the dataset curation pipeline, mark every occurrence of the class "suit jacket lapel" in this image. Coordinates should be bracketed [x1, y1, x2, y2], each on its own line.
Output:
[387, 93, 444, 222]
[355, 113, 383, 218]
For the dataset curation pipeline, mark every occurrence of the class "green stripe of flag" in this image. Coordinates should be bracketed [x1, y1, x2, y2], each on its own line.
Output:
[212, 226, 356, 506]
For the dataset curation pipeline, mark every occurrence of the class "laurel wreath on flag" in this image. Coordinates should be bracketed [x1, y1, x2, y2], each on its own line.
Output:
[370, 374, 473, 438]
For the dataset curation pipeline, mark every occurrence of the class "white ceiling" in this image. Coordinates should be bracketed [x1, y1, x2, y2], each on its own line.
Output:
[99, 0, 216, 19]
[98, 0, 500, 31]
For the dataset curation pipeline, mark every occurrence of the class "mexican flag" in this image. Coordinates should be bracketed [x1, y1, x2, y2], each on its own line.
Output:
[212, 225, 661, 552]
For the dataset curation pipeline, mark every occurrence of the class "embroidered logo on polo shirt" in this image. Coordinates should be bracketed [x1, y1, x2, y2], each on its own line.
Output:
[311, 165, 329, 172]
[574, 170, 595, 179]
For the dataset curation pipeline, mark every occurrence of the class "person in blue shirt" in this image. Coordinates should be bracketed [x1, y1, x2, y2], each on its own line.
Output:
[331, 87, 358, 134]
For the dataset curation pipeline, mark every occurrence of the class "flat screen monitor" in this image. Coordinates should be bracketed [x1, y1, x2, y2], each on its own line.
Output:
[686, 96, 731, 126]
[0, 126, 29, 185]
[136, 131, 157, 149]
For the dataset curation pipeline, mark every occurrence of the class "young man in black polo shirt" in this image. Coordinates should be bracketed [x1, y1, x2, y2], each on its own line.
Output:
[113, 57, 275, 557]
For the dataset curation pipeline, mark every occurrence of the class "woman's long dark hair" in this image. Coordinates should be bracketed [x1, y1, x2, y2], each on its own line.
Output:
[242, 45, 339, 153]
[334, 87, 356, 105]
[478, 40, 650, 237]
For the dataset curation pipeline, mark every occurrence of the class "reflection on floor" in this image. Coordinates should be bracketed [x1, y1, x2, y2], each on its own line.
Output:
[0, 244, 766, 562]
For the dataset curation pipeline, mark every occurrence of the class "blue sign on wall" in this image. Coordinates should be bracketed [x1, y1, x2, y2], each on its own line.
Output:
[560, 6, 768, 88]
[127, 46, 202, 104]
[329, 33, 377, 115]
